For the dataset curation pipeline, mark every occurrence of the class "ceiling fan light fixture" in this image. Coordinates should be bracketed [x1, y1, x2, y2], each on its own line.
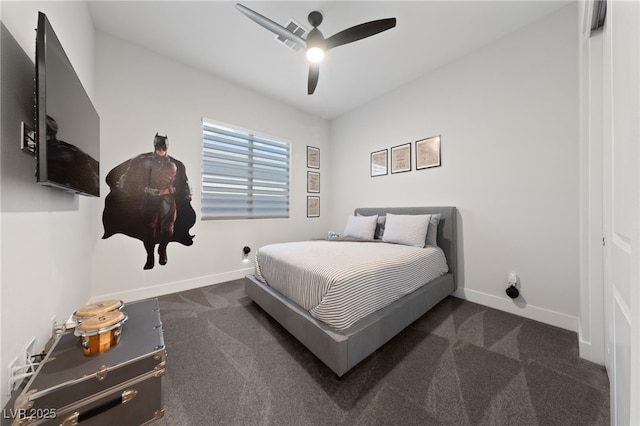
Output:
[305, 26, 325, 63]
[306, 46, 325, 63]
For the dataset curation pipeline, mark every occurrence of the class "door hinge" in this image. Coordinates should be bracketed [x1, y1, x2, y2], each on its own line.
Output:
[603, 237, 606, 246]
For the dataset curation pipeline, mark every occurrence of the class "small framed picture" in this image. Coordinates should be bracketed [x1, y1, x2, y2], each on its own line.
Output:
[370, 149, 388, 177]
[307, 171, 320, 193]
[307, 196, 320, 217]
[416, 135, 441, 170]
[391, 143, 411, 174]
[307, 146, 320, 169]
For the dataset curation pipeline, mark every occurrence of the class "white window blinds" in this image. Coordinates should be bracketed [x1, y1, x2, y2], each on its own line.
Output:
[201, 120, 290, 219]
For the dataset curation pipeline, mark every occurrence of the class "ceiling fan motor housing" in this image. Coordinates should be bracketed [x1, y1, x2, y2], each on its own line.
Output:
[308, 11, 323, 27]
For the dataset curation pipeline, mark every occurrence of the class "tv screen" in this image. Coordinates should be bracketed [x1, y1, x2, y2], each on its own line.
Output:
[35, 12, 100, 197]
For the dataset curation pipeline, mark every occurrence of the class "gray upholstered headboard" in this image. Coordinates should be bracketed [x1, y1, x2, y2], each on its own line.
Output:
[354, 206, 457, 289]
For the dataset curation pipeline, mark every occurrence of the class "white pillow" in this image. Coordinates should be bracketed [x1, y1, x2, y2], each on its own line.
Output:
[343, 215, 378, 240]
[382, 213, 431, 247]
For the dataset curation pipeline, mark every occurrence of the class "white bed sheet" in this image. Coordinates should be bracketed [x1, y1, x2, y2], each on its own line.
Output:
[254, 240, 448, 330]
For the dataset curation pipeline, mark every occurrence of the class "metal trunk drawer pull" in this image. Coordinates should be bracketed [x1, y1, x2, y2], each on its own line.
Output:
[121, 389, 138, 404]
[59, 389, 137, 425]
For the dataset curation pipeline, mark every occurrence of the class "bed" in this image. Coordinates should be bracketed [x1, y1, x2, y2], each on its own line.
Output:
[244, 206, 458, 377]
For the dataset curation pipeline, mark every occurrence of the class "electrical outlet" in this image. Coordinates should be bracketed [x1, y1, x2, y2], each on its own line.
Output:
[23, 337, 37, 371]
[508, 273, 518, 286]
[7, 357, 18, 394]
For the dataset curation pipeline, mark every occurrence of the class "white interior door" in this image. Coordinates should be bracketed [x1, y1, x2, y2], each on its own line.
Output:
[601, 1, 640, 424]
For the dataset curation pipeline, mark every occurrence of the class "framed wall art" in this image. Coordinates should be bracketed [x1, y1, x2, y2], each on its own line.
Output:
[416, 135, 441, 170]
[307, 196, 320, 217]
[307, 146, 320, 169]
[370, 149, 388, 177]
[307, 171, 320, 193]
[391, 143, 411, 174]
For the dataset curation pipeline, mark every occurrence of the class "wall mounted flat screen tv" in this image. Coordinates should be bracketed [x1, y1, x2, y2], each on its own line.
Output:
[35, 12, 100, 197]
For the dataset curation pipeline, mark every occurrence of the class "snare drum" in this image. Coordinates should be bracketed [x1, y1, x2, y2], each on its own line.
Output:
[74, 310, 128, 356]
[72, 300, 123, 325]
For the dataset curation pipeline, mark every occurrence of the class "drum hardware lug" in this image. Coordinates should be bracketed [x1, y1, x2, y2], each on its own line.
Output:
[121, 389, 138, 404]
[60, 411, 79, 426]
[95, 364, 108, 381]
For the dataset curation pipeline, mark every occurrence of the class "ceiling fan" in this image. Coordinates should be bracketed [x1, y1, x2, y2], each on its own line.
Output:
[235, 3, 396, 95]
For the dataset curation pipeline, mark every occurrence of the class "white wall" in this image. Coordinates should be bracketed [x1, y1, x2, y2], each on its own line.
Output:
[328, 4, 580, 330]
[91, 32, 331, 302]
[0, 1, 96, 407]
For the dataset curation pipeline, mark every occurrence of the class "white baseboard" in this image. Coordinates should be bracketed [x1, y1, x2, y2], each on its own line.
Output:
[92, 272, 578, 332]
[579, 338, 593, 360]
[89, 267, 255, 304]
[453, 287, 579, 332]
[578, 336, 606, 365]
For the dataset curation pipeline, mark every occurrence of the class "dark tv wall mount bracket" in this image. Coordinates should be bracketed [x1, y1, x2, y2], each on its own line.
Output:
[21, 121, 36, 155]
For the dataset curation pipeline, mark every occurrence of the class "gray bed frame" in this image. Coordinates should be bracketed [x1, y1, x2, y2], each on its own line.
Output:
[244, 206, 457, 377]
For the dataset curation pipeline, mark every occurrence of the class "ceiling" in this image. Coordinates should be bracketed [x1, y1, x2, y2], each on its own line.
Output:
[88, 1, 571, 120]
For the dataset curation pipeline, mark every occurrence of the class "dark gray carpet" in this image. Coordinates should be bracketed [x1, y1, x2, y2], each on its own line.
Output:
[157, 279, 609, 425]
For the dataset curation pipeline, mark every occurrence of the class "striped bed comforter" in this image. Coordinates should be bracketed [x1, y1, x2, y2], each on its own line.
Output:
[254, 240, 449, 331]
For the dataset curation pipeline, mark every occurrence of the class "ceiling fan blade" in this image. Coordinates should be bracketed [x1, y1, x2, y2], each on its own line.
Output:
[308, 64, 320, 95]
[325, 18, 396, 50]
[235, 3, 307, 48]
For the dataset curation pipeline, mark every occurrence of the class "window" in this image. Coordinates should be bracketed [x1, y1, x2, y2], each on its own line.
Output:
[201, 120, 290, 219]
